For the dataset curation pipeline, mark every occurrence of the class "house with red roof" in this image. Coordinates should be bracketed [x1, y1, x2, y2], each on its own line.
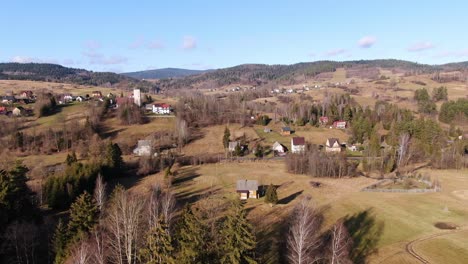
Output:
[152, 103, 172, 114]
[291, 137, 306, 153]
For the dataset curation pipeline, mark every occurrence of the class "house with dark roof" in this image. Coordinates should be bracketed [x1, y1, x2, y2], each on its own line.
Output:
[291, 137, 306, 153]
[325, 138, 342, 152]
[236, 180, 259, 200]
[281, 126, 292, 135]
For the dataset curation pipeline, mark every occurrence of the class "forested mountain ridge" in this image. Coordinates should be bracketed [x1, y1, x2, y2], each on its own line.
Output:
[0, 63, 137, 86]
[157, 59, 466, 90]
[122, 68, 213, 79]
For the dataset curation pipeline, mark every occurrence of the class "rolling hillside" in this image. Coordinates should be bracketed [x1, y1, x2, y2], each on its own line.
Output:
[156, 59, 462, 90]
[121, 68, 213, 79]
[0, 62, 138, 86]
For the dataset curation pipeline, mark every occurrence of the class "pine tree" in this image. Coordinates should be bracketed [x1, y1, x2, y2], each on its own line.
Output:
[52, 219, 68, 264]
[139, 221, 175, 264]
[234, 144, 243, 157]
[106, 142, 123, 169]
[219, 201, 257, 264]
[66, 151, 78, 166]
[254, 145, 264, 158]
[177, 206, 205, 264]
[264, 184, 278, 205]
[67, 191, 98, 240]
[0, 162, 36, 228]
[223, 127, 231, 149]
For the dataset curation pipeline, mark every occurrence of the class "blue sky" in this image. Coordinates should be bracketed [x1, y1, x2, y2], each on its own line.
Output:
[2, 0, 468, 72]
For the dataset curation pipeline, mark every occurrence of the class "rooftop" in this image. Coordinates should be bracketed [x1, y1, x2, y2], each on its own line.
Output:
[236, 180, 258, 191]
[292, 137, 305, 146]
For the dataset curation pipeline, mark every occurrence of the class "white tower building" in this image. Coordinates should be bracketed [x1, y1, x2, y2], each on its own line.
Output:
[133, 88, 141, 107]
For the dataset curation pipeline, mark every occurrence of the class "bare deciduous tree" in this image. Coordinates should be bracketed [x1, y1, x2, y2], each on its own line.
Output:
[329, 221, 352, 264]
[146, 184, 176, 231]
[106, 188, 145, 264]
[3, 221, 39, 264]
[397, 132, 410, 167]
[94, 174, 106, 212]
[90, 226, 107, 264]
[67, 238, 92, 264]
[287, 197, 322, 264]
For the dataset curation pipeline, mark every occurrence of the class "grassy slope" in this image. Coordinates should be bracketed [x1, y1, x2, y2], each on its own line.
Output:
[164, 161, 468, 263]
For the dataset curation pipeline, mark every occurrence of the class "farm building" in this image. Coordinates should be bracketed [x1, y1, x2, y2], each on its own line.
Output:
[264, 127, 272, 133]
[133, 140, 153, 156]
[92, 91, 102, 98]
[281, 126, 292, 135]
[325, 138, 342, 152]
[333, 121, 347, 129]
[152, 103, 172, 114]
[272, 141, 287, 155]
[236, 180, 259, 200]
[228, 141, 240, 152]
[291, 137, 306, 153]
[319, 116, 329, 125]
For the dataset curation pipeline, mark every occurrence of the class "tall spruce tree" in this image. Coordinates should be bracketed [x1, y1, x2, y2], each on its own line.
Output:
[177, 206, 206, 264]
[223, 127, 231, 149]
[264, 184, 278, 205]
[139, 221, 175, 264]
[52, 219, 68, 264]
[105, 142, 123, 169]
[67, 192, 98, 240]
[219, 201, 257, 264]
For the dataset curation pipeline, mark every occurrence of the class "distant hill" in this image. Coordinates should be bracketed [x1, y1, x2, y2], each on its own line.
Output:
[157, 59, 453, 90]
[121, 68, 213, 79]
[0, 62, 138, 86]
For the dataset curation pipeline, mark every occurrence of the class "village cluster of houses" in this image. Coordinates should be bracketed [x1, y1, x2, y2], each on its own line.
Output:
[0, 90, 37, 117]
[1, 88, 173, 117]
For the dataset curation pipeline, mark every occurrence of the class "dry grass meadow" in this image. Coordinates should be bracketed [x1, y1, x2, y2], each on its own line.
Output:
[139, 161, 468, 263]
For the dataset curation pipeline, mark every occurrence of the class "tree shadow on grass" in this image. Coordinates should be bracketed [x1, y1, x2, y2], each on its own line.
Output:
[277, 190, 303, 204]
[343, 208, 384, 264]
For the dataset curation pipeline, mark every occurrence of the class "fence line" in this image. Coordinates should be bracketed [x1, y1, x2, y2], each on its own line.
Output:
[361, 179, 441, 193]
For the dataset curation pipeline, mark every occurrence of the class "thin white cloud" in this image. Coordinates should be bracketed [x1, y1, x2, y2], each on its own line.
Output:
[129, 37, 145, 49]
[407, 42, 434, 52]
[324, 49, 347, 57]
[358, 36, 377, 48]
[10, 56, 58, 64]
[147, 39, 164, 50]
[182, 36, 197, 50]
[89, 55, 128, 65]
[308, 52, 316, 57]
[84, 40, 101, 50]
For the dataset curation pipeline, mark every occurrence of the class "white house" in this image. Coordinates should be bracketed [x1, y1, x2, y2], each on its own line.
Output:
[133, 140, 153, 156]
[325, 138, 342, 152]
[291, 137, 306, 153]
[75, 96, 85, 102]
[228, 141, 240, 152]
[333, 121, 347, 129]
[152, 103, 172, 114]
[272, 141, 287, 155]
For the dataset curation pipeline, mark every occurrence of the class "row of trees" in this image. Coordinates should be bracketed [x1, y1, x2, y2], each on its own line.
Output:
[285, 148, 356, 178]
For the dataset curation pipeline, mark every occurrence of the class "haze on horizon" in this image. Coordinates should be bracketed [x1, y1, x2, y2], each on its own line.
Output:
[2, 0, 468, 73]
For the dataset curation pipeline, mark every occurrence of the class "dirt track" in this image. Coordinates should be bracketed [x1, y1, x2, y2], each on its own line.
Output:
[405, 227, 466, 264]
